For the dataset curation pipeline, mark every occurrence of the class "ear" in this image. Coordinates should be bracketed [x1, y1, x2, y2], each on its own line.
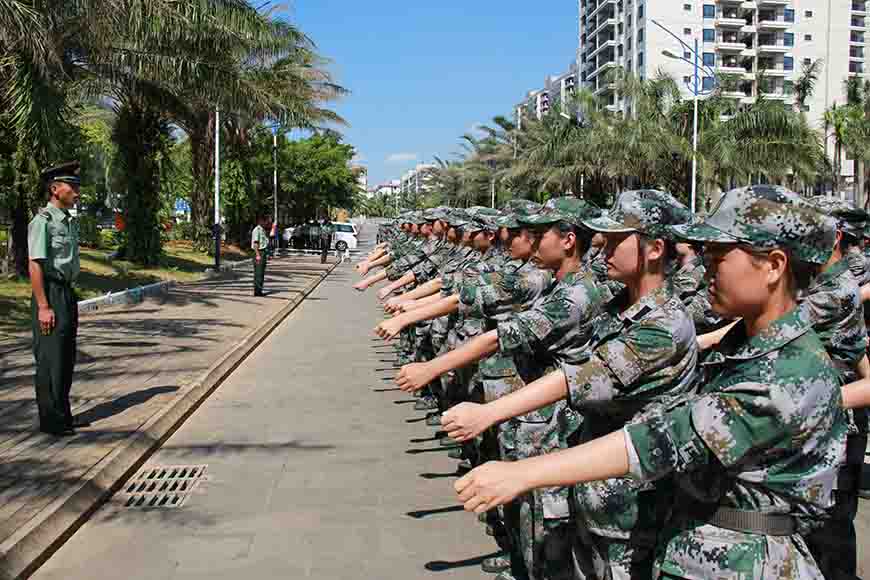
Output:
[561, 230, 577, 253]
[833, 230, 843, 252]
[765, 248, 789, 286]
[645, 238, 666, 263]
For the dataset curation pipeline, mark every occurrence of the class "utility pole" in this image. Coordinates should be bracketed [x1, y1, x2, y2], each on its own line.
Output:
[273, 129, 278, 227]
[214, 106, 221, 269]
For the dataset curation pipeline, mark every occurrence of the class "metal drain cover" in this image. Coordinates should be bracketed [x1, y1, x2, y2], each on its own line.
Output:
[121, 465, 207, 509]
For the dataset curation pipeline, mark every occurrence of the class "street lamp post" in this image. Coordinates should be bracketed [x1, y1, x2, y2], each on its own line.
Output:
[273, 129, 278, 227]
[214, 106, 221, 269]
[652, 19, 719, 213]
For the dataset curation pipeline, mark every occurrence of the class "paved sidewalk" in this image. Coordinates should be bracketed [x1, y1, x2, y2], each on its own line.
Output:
[29, 258, 495, 580]
[0, 254, 335, 579]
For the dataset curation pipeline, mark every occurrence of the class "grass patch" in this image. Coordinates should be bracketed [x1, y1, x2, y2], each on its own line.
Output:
[0, 241, 252, 333]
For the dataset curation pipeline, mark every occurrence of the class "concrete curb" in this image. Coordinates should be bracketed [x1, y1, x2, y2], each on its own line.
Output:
[0, 261, 339, 580]
[77, 258, 250, 315]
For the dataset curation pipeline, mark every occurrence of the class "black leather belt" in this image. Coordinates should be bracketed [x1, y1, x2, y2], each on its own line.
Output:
[705, 507, 797, 536]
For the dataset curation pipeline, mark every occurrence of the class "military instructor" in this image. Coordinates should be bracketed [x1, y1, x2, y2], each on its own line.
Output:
[252, 214, 269, 296]
[28, 161, 88, 437]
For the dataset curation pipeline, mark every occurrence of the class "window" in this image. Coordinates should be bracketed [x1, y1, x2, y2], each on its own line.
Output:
[684, 4, 692, 11]
[805, 10, 814, 18]
[638, 51, 645, 67]
[703, 28, 715, 42]
[684, 28, 692, 35]
[784, 56, 794, 71]
[703, 4, 715, 18]
[683, 75, 692, 85]
[684, 51, 691, 59]
[619, 45, 624, 57]
[702, 76, 715, 91]
[703, 52, 715, 67]
[335, 224, 355, 233]
[804, 57, 812, 65]
[784, 33, 794, 47]
[638, 28, 644, 42]
[784, 9, 795, 23]
[638, 5, 644, 18]
[805, 34, 813, 41]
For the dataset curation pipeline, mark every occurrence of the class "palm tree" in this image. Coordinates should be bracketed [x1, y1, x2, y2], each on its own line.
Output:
[794, 59, 824, 113]
[823, 103, 860, 195]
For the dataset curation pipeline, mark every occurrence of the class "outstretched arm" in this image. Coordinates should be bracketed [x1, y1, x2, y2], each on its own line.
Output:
[843, 376, 870, 410]
[455, 430, 628, 513]
[387, 279, 443, 308]
[377, 271, 417, 300]
[374, 295, 461, 339]
[354, 270, 388, 291]
[396, 330, 499, 392]
[441, 369, 568, 441]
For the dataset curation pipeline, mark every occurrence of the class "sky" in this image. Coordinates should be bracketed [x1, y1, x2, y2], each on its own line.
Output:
[286, 1, 579, 188]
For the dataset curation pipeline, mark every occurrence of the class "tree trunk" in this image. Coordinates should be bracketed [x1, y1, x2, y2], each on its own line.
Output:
[188, 112, 215, 241]
[10, 146, 40, 278]
[114, 102, 168, 266]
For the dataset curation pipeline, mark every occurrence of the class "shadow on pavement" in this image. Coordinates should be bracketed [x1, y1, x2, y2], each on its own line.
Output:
[424, 551, 501, 571]
[78, 385, 180, 424]
[405, 505, 465, 519]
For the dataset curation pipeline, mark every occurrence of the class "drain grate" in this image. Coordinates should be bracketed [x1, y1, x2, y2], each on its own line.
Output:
[120, 465, 207, 509]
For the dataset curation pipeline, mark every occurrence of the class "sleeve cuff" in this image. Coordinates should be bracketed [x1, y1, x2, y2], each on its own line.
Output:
[623, 427, 644, 480]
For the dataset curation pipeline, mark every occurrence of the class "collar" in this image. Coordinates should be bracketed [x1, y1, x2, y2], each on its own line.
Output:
[708, 306, 811, 363]
[616, 284, 671, 324]
[45, 203, 70, 222]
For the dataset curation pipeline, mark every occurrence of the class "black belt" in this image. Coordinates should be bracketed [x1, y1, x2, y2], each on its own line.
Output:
[705, 507, 797, 536]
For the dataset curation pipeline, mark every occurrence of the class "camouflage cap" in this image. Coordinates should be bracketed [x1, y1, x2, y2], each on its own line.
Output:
[809, 195, 868, 240]
[501, 199, 544, 214]
[423, 206, 451, 222]
[519, 197, 601, 228]
[446, 209, 472, 228]
[465, 207, 502, 232]
[671, 185, 834, 265]
[583, 190, 692, 239]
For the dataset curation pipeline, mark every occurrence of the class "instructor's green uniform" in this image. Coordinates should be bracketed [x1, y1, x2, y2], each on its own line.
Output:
[252, 224, 268, 296]
[28, 203, 80, 434]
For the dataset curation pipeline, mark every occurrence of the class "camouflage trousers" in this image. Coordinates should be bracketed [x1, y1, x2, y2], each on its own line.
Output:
[504, 493, 574, 580]
[397, 326, 416, 366]
[571, 534, 652, 580]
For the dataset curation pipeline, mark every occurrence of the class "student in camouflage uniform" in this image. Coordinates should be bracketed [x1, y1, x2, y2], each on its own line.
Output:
[28, 162, 85, 437]
[804, 195, 869, 580]
[455, 185, 847, 580]
[399, 199, 606, 580]
[446, 190, 698, 579]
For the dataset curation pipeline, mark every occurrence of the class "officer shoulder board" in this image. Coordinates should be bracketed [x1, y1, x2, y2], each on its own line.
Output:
[38, 209, 52, 221]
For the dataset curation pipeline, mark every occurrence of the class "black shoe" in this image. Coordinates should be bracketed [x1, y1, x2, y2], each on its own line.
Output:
[71, 416, 91, 428]
[41, 427, 75, 437]
[481, 554, 510, 573]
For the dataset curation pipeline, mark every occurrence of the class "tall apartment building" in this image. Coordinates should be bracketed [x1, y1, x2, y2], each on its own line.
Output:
[516, 62, 579, 128]
[400, 164, 436, 197]
[578, 0, 868, 180]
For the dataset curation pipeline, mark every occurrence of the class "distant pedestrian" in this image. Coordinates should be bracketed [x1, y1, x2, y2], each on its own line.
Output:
[28, 161, 86, 437]
[269, 220, 278, 254]
[252, 215, 270, 296]
[320, 219, 334, 264]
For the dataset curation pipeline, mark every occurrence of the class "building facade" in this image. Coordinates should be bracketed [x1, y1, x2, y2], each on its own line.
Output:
[577, 0, 868, 180]
[516, 62, 579, 128]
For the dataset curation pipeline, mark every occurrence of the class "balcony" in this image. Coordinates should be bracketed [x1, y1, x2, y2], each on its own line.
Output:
[851, 46, 866, 59]
[588, 39, 618, 60]
[587, 60, 617, 81]
[852, 31, 866, 43]
[717, 39, 750, 51]
[853, 16, 867, 28]
[589, 17, 617, 37]
[716, 15, 750, 28]
[758, 16, 791, 30]
[758, 40, 791, 53]
[855, 2, 868, 15]
[594, 81, 617, 97]
[758, 0, 788, 5]
[586, 0, 616, 22]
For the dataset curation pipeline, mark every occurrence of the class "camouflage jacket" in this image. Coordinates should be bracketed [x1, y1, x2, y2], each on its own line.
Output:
[625, 307, 846, 579]
[800, 257, 868, 383]
[386, 237, 427, 280]
[846, 246, 867, 282]
[459, 258, 553, 327]
[562, 285, 698, 539]
[410, 237, 453, 283]
[489, 270, 606, 519]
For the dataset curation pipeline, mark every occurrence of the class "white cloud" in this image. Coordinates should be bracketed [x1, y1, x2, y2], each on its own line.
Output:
[386, 152, 418, 164]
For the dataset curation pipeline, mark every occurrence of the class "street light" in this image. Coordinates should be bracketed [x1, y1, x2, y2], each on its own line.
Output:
[214, 106, 221, 269]
[652, 18, 719, 214]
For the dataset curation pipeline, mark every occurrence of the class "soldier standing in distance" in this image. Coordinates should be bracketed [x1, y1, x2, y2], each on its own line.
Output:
[28, 161, 87, 437]
[252, 214, 269, 296]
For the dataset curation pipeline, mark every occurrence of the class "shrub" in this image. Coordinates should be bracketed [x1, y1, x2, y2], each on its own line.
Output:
[78, 215, 101, 248]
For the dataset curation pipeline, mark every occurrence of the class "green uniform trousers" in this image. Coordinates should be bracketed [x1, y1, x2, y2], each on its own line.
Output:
[254, 254, 267, 295]
[31, 279, 78, 433]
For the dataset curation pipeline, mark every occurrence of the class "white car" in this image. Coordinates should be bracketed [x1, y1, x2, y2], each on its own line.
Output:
[331, 222, 358, 252]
